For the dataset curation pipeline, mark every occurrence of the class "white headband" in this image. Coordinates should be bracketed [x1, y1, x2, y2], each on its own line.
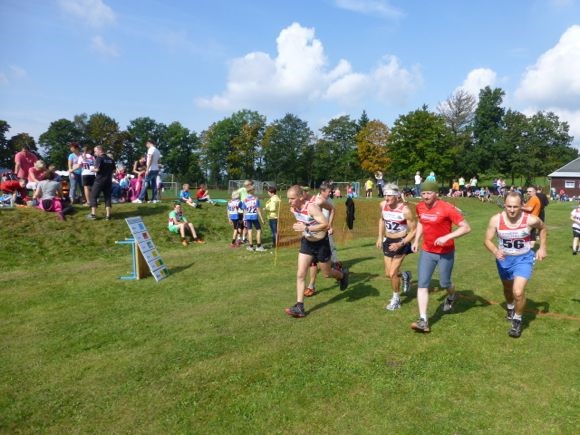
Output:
[383, 189, 399, 196]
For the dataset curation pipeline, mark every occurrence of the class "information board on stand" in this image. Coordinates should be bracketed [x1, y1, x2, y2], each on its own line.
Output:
[125, 216, 169, 281]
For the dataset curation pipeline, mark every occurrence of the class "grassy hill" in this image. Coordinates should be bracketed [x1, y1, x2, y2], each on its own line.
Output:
[1, 196, 578, 433]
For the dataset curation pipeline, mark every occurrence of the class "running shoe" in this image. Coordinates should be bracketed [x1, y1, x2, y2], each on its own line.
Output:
[285, 303, 306, 318]
[304, 287, 317, 297]
[246, 246, 255, 252]
[443, 294, 457, 313]
[401, 271, 411, 294]
[255, 246, 266, 252]
[182, 239, 189, 247]
[339, 268, 349, 291]
[505, 307, 515, 321]
[105, 215, 111, 221]
[411, 318, 430, 333]
[385, 298, 401, 311]
[86, 214, 96, 220]
[229, 243, 237, 248]
[194, 239, 206, 244]
[132, 199, 143, 204]
[508, 318, 523, 338]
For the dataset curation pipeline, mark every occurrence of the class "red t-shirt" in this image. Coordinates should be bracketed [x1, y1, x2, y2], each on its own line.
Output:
[0, 180, 28, 199]
[196, 188, 206, 200]
[416, 199, 465, 254]
[14, 151, 37, 179]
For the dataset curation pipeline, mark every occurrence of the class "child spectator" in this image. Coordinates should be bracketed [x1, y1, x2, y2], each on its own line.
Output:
[227, 191, 243, 247]
[196, 183, 214, 204]
[242, 184, 265, 251]
[168, 203, 205, 246]
[179, 183, 199, 208]
[264, 186, 281, 248]
[77, 146, 95, 206]
[0, 178, 29, 205]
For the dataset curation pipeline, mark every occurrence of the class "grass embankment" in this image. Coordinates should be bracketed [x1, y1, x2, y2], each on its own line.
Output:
[1, 197, 578, 433]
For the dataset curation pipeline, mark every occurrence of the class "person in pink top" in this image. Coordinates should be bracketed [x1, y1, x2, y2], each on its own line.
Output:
[14, 144, 38, 180]
[410, 180, 471, 333]
[26, 160, 46, 190]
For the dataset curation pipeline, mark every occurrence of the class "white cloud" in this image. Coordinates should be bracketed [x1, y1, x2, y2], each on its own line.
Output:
[197, 22, 421, 111]
[458, 68, 497, 97]
[91, 35, 120, 58]
[335, 0, 404, 19]
[57, 0, 116, 27]
[0, 65, 28, 86]
[515, 25, 580, 110]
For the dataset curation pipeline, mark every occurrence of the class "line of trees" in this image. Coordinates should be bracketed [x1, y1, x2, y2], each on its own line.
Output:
[0, 86, 577, 187]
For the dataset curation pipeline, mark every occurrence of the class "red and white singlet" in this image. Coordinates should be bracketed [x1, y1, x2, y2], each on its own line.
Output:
[497, 213, 531, 255]
[292, 196, 326, 241]
[382, 202, 408, 234]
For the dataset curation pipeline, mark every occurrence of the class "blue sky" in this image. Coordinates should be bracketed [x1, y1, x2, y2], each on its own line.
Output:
[1, 0, 580, 148]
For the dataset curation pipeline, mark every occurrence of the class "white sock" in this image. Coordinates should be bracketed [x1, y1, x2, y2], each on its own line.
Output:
[420, 312, 427, 321]
[507, 303, 515, 310]
[392, 292, 400, 300]
[513, 313, 522, 321]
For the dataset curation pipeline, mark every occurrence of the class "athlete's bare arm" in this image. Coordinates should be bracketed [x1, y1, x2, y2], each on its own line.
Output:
[484, 213, 504, 260]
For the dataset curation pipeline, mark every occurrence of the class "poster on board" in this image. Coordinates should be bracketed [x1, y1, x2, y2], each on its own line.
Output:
[125, 216, 169, 282]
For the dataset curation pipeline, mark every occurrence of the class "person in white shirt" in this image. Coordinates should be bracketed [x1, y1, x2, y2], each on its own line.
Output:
[134, 140, 161, 203]
[414, 171, 422, 197]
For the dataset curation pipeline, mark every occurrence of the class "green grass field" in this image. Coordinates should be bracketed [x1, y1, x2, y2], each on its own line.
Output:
[1, 196, 578, 433]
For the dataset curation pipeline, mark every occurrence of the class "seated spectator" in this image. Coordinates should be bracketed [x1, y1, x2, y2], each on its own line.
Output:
[27, 160, 46, 190]
[179, 183, 199, 208]
[196, 184, 214, 204]
[112, 164, 130, 202]
[33, 170, 74, 220]
[0, 178, 30, 206]
[168, 203, 205, 246]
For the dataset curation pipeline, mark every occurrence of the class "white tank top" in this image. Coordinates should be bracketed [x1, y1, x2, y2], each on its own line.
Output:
[382, 202, 408, 234]
[497, 213, 531, 255]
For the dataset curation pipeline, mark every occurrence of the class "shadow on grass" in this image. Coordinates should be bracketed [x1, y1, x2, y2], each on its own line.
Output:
[109, 205, 169, 219]
[308, 271, 380, 314]
[429, 288, 492, 328]
[521, 298, 550, 331]
[167, 261, 196, 276]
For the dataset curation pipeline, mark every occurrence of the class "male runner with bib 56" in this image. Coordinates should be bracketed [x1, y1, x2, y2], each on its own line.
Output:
[285, 185, 349, 318]
[484, 191, 547, 338]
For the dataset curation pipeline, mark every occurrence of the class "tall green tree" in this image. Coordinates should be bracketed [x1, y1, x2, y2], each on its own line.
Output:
[38, 119, 82, 168]
[161, 122, 202, 182]
[0, 120, 12, 168]
[85, 113, 124, 158]
[314, 115, 359, 183]
[262, 113, 313, 184]
[125, 117, 166, 166]
[472, 87, 506, 174]
[7, 133, 39, 161]
[388, 105, 455, 183]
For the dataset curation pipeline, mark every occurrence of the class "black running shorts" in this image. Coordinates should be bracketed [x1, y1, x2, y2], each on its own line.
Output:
[299, 235, 331, 263]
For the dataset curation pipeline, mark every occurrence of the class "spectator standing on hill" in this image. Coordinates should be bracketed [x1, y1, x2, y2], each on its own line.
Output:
[134, 140, 161, 203]
[77, 146, 95, 206]
[458, 176, 465, 194]
[484, 192, 547, 338]
[535, 186, 549, 223]
[14, 144, 37, 181]
[365, 178, 374, 198]
[132, 155, 147, 201]
[411, 180, 471, 333]
[284, 185, 349, 318]
[87, 146, 115, 220]
[264, 186, 281, 248]
[426, 171, 436, 182]
[67, 143, 83, 203]
[414, 171, 422, 197]
[227, 191, 244, 247]
[377, 183, 417, 311]
[375, 171, 384, 198]
[522, 186, 542, 246]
